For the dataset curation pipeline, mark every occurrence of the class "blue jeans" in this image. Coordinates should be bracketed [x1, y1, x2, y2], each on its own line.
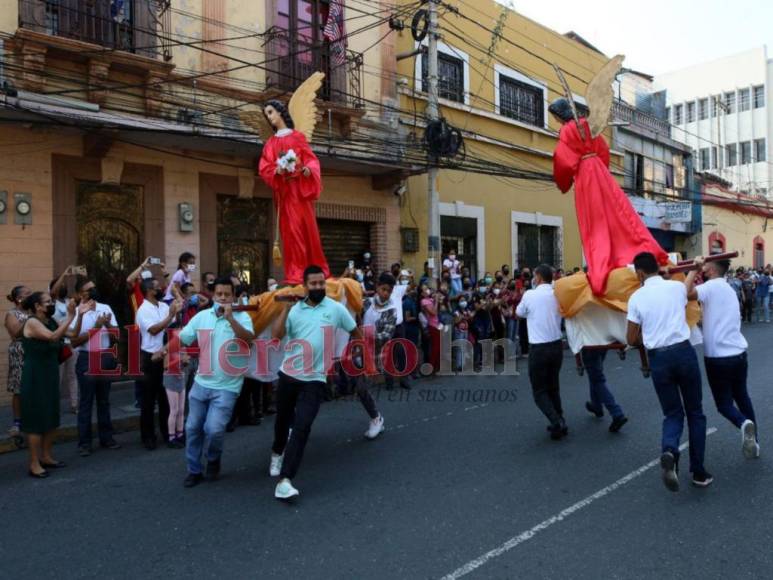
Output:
[648, 342, 707, 475]
[75, 352, 115, 448]
[580, 349, 623, 419]
[704, 352, 756, 431]
[452, 328, 469, 370]
[757, 294, 770, 322]
[185, 382, 239, 475]
[506, 318, 518, 353]
[451, 278, 462, 296]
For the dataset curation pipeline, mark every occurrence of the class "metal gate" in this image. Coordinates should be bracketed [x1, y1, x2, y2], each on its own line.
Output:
[318, 218, 371, 275]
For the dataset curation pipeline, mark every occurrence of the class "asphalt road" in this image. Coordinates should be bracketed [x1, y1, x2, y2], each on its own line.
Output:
[2, 323, 773, 579]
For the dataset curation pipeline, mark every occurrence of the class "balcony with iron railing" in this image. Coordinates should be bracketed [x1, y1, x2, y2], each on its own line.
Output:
[18, 0, 173, 61]
[612, 99, 671, 138]
[263, 25, 363, 109]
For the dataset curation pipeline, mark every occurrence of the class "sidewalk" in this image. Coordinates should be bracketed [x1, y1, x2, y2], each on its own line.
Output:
[0, 381, 140, 454]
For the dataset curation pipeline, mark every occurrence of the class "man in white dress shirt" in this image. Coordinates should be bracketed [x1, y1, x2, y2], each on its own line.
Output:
[515, 264, 566, 440]
[685, 257, 759, 459]
[627, 252, 710, 491]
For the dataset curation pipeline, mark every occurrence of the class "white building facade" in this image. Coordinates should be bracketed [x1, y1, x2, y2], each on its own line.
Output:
[655, 47, 772, 197]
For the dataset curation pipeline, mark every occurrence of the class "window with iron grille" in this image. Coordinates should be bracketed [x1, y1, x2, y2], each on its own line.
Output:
[711, 146, 718, 169]
[422, 49, 465, 103]
[724, 91, 736, 113]
[698, 98, 708, 120]
[498, 75, 545, 127]
[673, 104, 683, 124]
[516, 224, 560, 269]
[753, 85, 765, 108]
[726, 143, 738, 166]
[740, 141, 752, 164]
[754, 138, 766, 162]
[699, 148, 710, 171]
[686, 101, 695, 123]
[739, 88, 751, 112]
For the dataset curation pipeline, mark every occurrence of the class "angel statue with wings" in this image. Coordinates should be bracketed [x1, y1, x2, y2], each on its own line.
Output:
[550, 56, 668, 296]
[243, 72, 330, 285]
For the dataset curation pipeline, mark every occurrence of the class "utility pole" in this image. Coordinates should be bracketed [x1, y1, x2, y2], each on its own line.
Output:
[426, 0, 441, 288]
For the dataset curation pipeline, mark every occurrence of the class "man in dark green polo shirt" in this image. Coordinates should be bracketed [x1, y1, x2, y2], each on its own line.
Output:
[270, 265, 362, 500]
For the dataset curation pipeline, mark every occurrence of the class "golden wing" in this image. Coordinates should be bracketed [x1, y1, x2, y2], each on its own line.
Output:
[239, 108, 274, 143]
[288, 71, 326, 141]
[585, 54, 624, 138]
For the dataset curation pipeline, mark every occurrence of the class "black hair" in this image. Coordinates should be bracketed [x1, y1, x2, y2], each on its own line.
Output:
[22, 291, 46, 313]
[303, 264, 326, 284]
[7, 285, 26, 304]
[534, 264, 554, 284]
[710, 259, 731, 276]
[74, 275, 91, 292]
[377, 272, 396, 288]
[633, 252, 660, 275]
[180, 282, 195, 295]
[263, 99, 295, 131]
[178, 252, 195, 270]
[140, 278, 157, 296]
[202, 271, 215, 282]
[549, 98, 578, 122]
[212, 276, 235, 293]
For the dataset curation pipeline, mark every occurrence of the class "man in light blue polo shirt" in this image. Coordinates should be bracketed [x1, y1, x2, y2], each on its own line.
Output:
[270, 265, 360, 500]
[176, 276, 254, 488]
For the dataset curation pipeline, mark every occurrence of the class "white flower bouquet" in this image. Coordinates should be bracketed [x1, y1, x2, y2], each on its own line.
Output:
[277, 149, 298, 174]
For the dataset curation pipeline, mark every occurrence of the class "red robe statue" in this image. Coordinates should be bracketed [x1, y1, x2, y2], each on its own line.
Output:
[553, 117, 668, 295]
[259, 129, 331, 284]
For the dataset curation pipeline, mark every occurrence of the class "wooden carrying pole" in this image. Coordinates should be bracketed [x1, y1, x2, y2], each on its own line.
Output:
[667, 251, 739, 274]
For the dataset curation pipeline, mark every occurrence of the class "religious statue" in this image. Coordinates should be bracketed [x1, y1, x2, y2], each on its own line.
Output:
[242, 72, 331, 285]
[549, 56, 668, 296]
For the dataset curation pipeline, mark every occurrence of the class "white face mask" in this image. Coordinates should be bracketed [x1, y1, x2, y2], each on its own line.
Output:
[268, 283, 278, 292]
[399, 279, 409, 286]
[459, 301, 468, 309]
[493, 288, 501, 296]
[187, 264, 196, 273]
[363, 253, 371, 260]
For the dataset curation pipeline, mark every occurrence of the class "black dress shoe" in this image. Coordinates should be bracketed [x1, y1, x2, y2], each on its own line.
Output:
[559, 417, 569, 436]
[29, 469, 50, 479]
[183, 473, 204, 488]
[549, 425, 565, 441]
[40, 461, 66, 469]
[609, 415, 629, 433]
[585, 401, 603, 418]
[206, 459, 221, 480]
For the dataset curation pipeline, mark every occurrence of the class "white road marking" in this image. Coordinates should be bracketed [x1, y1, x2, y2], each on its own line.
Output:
[440, 427, 719, 580]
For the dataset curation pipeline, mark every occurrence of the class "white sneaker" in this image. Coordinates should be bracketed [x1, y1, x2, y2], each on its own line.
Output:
[364, 414, 385, 440]
[269, 453, 284, 477]
[274, 478, 299, 500]
[741, 420, 760, 459]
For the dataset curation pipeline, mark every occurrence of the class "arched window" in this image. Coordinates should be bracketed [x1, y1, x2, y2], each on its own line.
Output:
[708, 231, 726, 254]
[753, 236, 765, 270]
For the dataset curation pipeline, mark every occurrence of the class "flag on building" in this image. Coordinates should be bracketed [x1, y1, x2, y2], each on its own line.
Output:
[323, 0, 347, 66]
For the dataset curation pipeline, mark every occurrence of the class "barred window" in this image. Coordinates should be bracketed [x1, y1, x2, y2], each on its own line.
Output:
[422, 50, 465, 103]
[498, 75, 545, 127]
[740, 141, 752, 164]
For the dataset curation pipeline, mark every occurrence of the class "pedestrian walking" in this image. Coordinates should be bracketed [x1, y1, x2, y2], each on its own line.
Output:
[581, 348, 628, 432]
[627, 252, 710, 491]
[269, 265, 360, 500]
[5, 285, 31, 446]
[515, 264, 567, 440]
[685, 257, 759, 459]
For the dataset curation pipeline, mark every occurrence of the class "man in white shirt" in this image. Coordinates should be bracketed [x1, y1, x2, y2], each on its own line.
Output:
[69, 277, 122, 456]
[686, 257, 759, 459]
[515, 264, 566, 440]
[136, 278, 181, 450]
[627, 252, 710, 491]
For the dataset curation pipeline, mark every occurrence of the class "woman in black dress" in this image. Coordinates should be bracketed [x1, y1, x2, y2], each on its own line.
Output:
[20, 292, 78, 478]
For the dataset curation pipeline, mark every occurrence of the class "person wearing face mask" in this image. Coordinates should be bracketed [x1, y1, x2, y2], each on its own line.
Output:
[136, 279, 182, 450]
[518, 269, 532, 357]
[20, 292, 82, 477]
[502, 264, 511, 280]
[267, 277, 279, 293]
[400, 273, 421, 378]
[502, 280, 521, 357]
[420, 285, 441, 374]
[50, 269, 79, 414]
[443, 251, 462, 296]
[68, 277, 122, 456]
[515, 265, 566, 441]
[164, 252, 197, 302]
[453, 296, 471, 371]
[201, 272, 216, 299]
[5, 285, 31, 447]
[269, 265, 361, 500]
[627, 252, 710, 491]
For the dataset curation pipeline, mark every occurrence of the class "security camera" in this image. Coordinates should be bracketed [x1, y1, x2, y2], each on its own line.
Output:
[393, 184, 407, 196]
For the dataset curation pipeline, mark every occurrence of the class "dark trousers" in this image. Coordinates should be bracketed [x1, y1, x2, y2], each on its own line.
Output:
[519, 321, 530, 355]
[386, 324, 411, 387]
[140, 352, 169, 443]
[233, 377, 263, 423]
[527, 340, 563, 426]
[75, 351, 115, 448]
[649, 342, 706, 475]
[704, 352, 756, 430]
[742, 300, 753, 323]
[333, 361, 379, 419]
[272, 372, 327, 480]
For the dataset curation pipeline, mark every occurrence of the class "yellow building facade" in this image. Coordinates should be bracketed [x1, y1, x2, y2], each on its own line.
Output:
[395, 0, 618, 278]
